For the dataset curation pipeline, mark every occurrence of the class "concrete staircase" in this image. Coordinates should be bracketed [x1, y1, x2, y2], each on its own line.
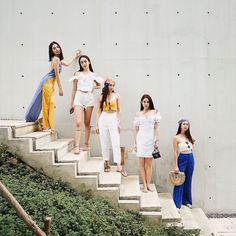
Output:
[0, 120, 215, 235]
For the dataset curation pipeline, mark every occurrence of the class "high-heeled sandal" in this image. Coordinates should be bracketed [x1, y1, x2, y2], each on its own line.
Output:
[74, 145, 80, 155]
[104, 161, 110, 172]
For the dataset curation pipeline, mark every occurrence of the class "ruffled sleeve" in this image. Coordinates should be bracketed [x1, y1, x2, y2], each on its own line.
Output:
[154, 110, 162, 123]
[133, 115, 140, 127]
[69, 75, 80, 82]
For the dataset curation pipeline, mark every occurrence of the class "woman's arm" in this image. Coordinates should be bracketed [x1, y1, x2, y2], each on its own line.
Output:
[154, 122, 160, 147]
[134, 126, 139, 152]
[52, 57, 63, 96]
[173, 136, 179, 172]
[61, 49, 81, 67]
[95, 96, 102, 134]
[69, 80, 78, 113]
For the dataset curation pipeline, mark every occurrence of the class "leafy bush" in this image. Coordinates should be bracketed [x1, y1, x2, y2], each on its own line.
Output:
[0, 143, 191, 236]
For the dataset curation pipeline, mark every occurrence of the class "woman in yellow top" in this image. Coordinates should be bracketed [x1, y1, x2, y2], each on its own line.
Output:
[95, 79, 127, 177]
[25, 41, 80, 131]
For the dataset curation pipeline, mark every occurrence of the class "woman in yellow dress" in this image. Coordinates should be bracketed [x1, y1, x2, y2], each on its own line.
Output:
[26, 41, 80, 131]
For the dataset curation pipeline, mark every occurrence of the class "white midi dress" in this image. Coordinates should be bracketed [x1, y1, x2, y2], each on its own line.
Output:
[134, 110, 161, 158]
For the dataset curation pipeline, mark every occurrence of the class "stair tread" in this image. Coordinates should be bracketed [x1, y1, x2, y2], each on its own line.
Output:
[180, 205, 201, 231]
[140, 184, 161, 211]
[37, 139, 73, 150]
[79, 159, 103, 174]
[0, 120, 34, 127]
[59, 150, 87, 162]
[99, 167, 122, 186]
[159, 192, 181, 223]
[119, 175, 140, 200]
[16, 131, 50, 138]
[140, 211, 162, 216]
[191, 208, 215, 236]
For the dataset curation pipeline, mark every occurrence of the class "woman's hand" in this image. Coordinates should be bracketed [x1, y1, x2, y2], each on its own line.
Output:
[95, 125, 99, 134]
[133, 144, 137, 152]
[118, 124, 121, 133]
[59, 87, 63, 96]
[154, 140, 159, 149]
[69, 106, 74, 114]
[174, 166, 179, 173]
[76, 49, 82, 57]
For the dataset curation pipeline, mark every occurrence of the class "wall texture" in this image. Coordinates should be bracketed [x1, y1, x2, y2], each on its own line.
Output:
[1, 0, 236, 213]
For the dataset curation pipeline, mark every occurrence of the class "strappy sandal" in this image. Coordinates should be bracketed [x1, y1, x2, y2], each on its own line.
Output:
[74, 145, 80, 155]
[104, 161, 110, 172]
[117, 167, 128, 177]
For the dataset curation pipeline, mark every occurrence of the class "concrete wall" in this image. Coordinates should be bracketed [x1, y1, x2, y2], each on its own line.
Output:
[1, 0, 236, 213]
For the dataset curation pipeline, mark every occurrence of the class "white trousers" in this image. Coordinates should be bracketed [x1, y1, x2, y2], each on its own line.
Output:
[98, 112, 121, 164]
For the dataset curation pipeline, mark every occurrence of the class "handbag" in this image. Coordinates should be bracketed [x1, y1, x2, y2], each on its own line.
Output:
[169, 171, 185, 186]
[152, 147, 161, 159]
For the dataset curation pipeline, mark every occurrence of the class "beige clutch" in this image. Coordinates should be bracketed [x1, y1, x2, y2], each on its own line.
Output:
[169, 171, 185, 186]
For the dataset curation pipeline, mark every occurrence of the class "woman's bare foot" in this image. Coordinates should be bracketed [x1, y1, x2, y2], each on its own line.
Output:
[147, 185, 155, 192]
[82, 143, 89, 151]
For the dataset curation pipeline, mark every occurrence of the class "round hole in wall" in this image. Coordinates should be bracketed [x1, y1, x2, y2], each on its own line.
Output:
[54, 106, 56, 109]
[21, 75, 24, 78]
[208, 42, 210, 45]
[209, 104, 211, 107]
[209, 136, 211, 139]
[51, 12, 54, 15]
[177, 73, 180, 76]
[21, 43, 24, 46]
[146, 42, 149, 45]
[209, 197, 212, 200]
[20, 12, 23, 15]
[115, 11, 118, 14]
[178, 104, 181, 107]
[207, 11, 210, 14]
[115, 42, 118, 45]
[22, 106, 25, 109]
[177, 11, 179, 14]
[209, 165, 211, 168]
[83, 43, 86, 46]
[147, 74, 149, 77]
[116, 74, 119, 77]
[177, 42, 180, 45]
[82, 12, 85, 15]
[145, 11, 149, 14]
[208, 74, 211, 76]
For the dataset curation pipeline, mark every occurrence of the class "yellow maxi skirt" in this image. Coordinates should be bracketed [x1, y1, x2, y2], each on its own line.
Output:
[42, 79, 56, 129]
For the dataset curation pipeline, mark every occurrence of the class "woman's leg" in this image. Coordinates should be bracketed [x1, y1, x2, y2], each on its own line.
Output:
[139, 157, 148, 192]
[74, 105, 83, 154]
[146, 158, 154, 192]
[83, 106, 93, 150]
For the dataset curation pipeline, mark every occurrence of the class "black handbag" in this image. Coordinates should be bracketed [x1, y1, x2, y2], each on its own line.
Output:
[152, 147, 161, 159]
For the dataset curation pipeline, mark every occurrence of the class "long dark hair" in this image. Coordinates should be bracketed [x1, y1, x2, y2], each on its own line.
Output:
[100, 80, 115, 111]
[48, 41, 64, 61]
[140, 94, 155, 111]
[78, 55, 94, 72]
[176, 121, 194, 144]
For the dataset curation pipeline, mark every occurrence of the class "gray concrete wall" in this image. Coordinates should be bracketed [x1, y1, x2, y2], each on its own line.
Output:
[1, 0, 236, 213]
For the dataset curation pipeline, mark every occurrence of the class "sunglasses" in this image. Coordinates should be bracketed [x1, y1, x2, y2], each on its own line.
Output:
[108, 84, 115, 87]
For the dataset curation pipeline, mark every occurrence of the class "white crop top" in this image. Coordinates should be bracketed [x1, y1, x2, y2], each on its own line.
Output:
[70, 72, 103, 92]
[178, 141, 193, 152]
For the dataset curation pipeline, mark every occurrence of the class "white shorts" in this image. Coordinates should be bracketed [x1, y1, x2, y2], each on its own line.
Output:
[74, 91, 94, 109]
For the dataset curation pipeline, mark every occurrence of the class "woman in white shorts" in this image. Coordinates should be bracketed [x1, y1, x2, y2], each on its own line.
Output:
[134, 94, 161, 192]
[70, 55, 103, 154]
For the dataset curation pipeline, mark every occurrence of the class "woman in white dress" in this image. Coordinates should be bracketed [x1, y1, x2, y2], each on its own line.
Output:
[134, 94, 161, 192]
[70, 55, 103, 154]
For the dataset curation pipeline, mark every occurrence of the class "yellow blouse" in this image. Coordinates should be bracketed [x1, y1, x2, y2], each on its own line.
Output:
[102, 100, 117, 112]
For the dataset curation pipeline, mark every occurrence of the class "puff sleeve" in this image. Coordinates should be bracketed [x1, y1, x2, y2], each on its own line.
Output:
[154, 110, 162, 123]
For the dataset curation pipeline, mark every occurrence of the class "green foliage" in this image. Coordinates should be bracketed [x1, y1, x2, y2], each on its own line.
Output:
[0, 143, 192, 236]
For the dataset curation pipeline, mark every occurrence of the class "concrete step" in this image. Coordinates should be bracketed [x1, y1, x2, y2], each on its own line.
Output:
[78, 159, 104, 175]
[99, 166, 122, 187]
[119, 175, 140, 200]
[37, 139, 74, 160]
[15, 131, 57, 149]
[180, 205, 201, 235]
[159, 192, 181, 223]
[140, 184, 161, 212]
[140, 211, 162, 224]
[118, 199, 140, 211]
[95, 186, 119, 205]
[12, 121, 38, 136]
[191, 208, 215, 236]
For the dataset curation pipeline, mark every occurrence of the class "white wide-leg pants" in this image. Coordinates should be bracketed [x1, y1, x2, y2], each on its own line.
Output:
[98, 112, 121, 164]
